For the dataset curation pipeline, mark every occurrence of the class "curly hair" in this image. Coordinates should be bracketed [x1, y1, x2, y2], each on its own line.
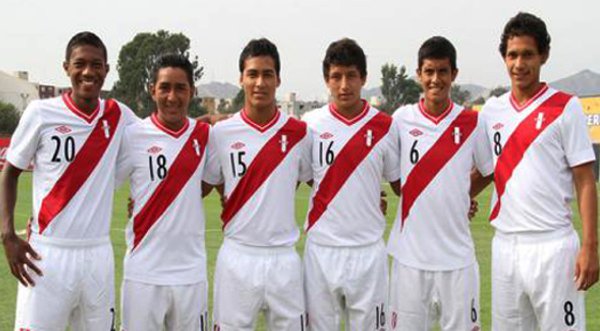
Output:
[499, 12, 551, 57]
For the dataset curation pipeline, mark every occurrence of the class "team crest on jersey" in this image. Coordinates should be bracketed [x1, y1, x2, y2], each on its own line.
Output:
[320, 132, 334, 139]
[231, 141, 245, 150]
[391, 312, 397, 329]
[409, 128, 423, 137]
[147, 146, 162, 154]
[471, 326, 481, 331]
[55, 125, 72, 134]
[492, 123, 504, 130]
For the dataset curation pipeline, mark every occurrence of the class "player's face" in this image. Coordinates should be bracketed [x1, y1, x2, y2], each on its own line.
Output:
[150, 67, 194, 126]
[417, 58, 457, 105]
[325, 65, 366, 111]
[63, 45, 108, 103]
[240, 56, 280, 111]
[504, 35, 548, 94]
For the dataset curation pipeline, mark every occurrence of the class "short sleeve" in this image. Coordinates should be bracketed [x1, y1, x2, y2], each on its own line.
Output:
[6, 101, 42, 170]
[202, 127, 224, 185]
[298, 126, 313, 183]
[473, 116, 494, 177]
[383, 117, 401, 182]
[559, 97, 595, 167]
[115, 125, 134, 188]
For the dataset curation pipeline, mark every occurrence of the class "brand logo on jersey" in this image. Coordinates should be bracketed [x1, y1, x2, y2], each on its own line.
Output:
[409, 128, 423, 137]
[231, 141, 245, 150]
[320, 132, 334, 139]
[492, 123, 504, 130]
[147, 146, 162, 154]
[55, 125, 72, 134]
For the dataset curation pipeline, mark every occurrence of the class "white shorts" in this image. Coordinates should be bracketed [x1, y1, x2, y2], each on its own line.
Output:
[14, 234, 115, 331]
[492, 227, 586, 331]
[212, 239, 306, 331]
[120, 279, 208, 331]
[304, 239, 388, 331]
[389, 260, 480, 331]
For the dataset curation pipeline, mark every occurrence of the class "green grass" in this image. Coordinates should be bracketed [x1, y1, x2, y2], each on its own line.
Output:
[1, 173, 598, 330]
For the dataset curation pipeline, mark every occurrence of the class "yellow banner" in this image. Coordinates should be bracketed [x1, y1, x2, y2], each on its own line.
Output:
[581, 96, 600, 143]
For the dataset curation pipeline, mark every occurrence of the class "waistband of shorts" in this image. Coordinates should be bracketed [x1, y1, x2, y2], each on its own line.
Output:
[494, 226, 575, 243]
[29, 233, 110, 247]
[307, 237, 385, 250]
[222, 238, 296, 255]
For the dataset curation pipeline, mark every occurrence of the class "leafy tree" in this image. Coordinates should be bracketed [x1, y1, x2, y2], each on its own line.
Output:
[380, 63, 421, 113]
[188, 97, 207, 118]
[489, 86, 509, 98]
[451, 85, 471, 106]
[472, 96, 486, 105]
[217, 98, 229, 113]
[228, 89, 245, 113]
[111, 30, 204, 117]
[0, 101, 21, 134]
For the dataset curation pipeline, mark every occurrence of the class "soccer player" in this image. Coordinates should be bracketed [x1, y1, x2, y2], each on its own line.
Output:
[387, 36, 493, 331]
[115, 54, 212, 330]
[472, 12, 599, 330]
[0, 32, 137, 330]
[204, 38, 312, 331]
[301, 38, 401, 331]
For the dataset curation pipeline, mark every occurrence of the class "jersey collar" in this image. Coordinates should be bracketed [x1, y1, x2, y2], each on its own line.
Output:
[329, 99, 370, 126]
[241, 108, 280, 133]
[151, 113, 190, 138]
[418, 98, 454, 125]
[509, 83, 549, 112]
[62, 92, 100, 124]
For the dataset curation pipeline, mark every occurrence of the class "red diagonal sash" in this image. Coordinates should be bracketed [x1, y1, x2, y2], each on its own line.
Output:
[132, 121, 210, 250]
[401, 110, 478, 228]
[221, 118, 307, 228]
[306, 112, 392, 231]
[38, 99, 122, 234]
[489, 92, 570, 221]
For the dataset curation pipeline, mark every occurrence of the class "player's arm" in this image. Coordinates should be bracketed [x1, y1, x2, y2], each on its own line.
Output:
[0, 163, 42, 286]
[201, 181, 215, 198]
[389, 180, 401, 196]
[470, 168, 493, 198]
[572, 162, 599, 291]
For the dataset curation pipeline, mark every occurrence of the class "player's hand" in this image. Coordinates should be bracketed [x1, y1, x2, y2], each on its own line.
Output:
[127, 197, 134, 218]
[380, 190, 388, 216]
[2, 231, 42, 287]
[575, 245, 599, 291]
[468, 199, 479, 220]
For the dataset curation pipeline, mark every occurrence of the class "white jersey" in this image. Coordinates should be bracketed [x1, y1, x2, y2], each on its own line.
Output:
[116, 114, 210, 285]
[387, 101, 494, 270]
[302, 102, 401, 246]
[480, 85, 595, 234]
[7, 93, 137, 240]
[204, 110, 312, 247]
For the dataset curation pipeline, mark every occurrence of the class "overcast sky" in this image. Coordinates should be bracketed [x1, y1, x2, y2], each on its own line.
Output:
[1, 0, 598, 100]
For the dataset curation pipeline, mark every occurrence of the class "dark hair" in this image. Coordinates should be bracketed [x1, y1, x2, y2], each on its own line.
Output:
[418, 36, 457, 71]
[499, 12, 551, 57]
[239, 38, 280, 76]
[65, 31, 107, 62]
[322, 38, 367, 79]
[150, 53, 195, 87]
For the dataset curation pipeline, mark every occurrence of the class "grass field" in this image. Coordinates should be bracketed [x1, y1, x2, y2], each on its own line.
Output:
[0, 173, 598, 330]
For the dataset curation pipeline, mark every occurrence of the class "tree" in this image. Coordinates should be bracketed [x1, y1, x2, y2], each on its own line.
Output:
[111, 30, 204, 117]
[380, 63, 421, 113]
[188, 97, 207, 118]
[228, 89, 245, 113]
[488, 86, 509, 98]
[472, 96, 486, 105]
[451, 85, 471, 106]
[0, 101, 21, 134]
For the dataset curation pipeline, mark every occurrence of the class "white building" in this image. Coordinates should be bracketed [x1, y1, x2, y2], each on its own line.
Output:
[0, 71, 39, 112]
